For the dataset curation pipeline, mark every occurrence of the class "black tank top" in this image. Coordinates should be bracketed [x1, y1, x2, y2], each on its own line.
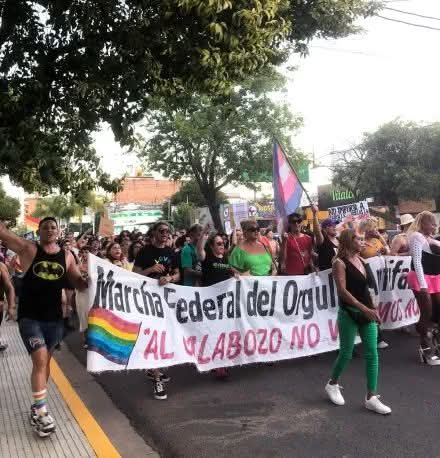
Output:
[339, 258, 374, 310]
[317, 236, 338, 271]
[19, 244, 67, 321]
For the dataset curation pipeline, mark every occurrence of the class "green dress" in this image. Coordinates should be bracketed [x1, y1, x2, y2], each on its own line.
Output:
[229, 246, 272, 276]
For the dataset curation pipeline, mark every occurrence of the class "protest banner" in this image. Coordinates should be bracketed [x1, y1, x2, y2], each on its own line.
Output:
[328, 200, 370, 223]
[85, 255, 418, 373]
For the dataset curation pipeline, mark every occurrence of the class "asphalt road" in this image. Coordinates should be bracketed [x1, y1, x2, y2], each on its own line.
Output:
[65, 329, 440, 458]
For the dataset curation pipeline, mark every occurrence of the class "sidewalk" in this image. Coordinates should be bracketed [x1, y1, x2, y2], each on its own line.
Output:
[0, 321, 96, 458]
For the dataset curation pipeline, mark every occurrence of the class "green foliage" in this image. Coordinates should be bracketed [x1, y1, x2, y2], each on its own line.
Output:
[172, 203, 194, 230]
[1, 1, 378, 195]
[0, 183, 20, 226]
[171, 181, 228, 207]
[136, 70, 305, 229]
[32, 191, 107, 222]
[332, 120, 440, 208]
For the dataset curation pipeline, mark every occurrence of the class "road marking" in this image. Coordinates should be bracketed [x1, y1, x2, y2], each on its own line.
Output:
[51, 358, 121, 458]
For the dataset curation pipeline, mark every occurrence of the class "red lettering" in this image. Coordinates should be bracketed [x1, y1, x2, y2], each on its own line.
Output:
[183, 336, 196, 356]
[244, 330, 257, 356]
[379, 301, 392, 322]
[257, 328, 268, 354]
[227, 331, 242, 359]
[159, 331, 174, 360]
[391, 299, 402, 323]
[143, 330, 159, 360]
[328, 319, 339, 341]
[290, 325, 305, 349]
[269, 328, 282, 354]
[307, 324, 320, 348]
[212, 333, 226, 361]
[197, 334, 211, 364]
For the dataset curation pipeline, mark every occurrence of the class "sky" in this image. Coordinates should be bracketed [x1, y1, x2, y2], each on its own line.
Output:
[6, 0, 440, 200]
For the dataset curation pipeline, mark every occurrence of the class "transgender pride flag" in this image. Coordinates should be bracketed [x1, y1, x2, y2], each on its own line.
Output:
[272, 142, 303, 217]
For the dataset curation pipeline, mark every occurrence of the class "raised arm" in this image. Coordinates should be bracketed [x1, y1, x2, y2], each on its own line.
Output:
[312, 206, 324, 246]
[196, 227, 209, 262]
[0, 222, 36, 269]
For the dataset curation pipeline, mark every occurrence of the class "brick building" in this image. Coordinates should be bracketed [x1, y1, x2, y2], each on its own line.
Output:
[114, 176, 181, 205]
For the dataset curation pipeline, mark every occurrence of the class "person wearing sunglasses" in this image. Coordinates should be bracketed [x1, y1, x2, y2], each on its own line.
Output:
[280, 213, 314, 275]
[133, 221, 179, 401]
[229, 220, 274, 277]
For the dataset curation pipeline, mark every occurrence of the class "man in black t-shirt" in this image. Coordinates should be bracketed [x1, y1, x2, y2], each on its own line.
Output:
[133, 221, 179, 400]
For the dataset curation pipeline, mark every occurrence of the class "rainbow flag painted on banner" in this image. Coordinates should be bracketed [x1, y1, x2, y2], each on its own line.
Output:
[87, 308, 141, 366]
[273, 142, 303, 218]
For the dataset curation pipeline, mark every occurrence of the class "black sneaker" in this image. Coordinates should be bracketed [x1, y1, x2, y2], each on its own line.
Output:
[0, 342, 8, 352]
[153, 380, 167, 400]
[147, 370, 171, 383]
[33, 413, 56, 438]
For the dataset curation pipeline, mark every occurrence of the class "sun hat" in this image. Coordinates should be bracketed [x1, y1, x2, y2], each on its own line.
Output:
[400, 214, 415, 227]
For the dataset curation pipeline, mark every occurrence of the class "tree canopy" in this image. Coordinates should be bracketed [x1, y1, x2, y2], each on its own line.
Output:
[1, 1, 378, 196]
[332, 120, 440, 209]
[136, 70, 305, 229]
[0, 183, 20, 226]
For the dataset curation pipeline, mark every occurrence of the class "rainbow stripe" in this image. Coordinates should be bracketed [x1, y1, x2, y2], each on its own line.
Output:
[87, 308, 141, 366]
[273, 142, 303, 218]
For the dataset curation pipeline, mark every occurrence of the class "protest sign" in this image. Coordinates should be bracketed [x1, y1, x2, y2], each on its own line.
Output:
[328, 200, 370, 223]
[98, 216, 114, 237]
[85, 255, 418, 373]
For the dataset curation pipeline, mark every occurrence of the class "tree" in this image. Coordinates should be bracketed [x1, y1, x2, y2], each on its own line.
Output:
[332, 120, 440, 213]
[33, 196, 80, 222]
[1, 1, 378, 195]
[172, 203, 194, 230]
[136, 70, 305, 229]
[0, 183, 20, 226]
[173, 181, 228, 207]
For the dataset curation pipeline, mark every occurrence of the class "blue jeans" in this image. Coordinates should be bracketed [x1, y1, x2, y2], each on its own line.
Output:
[18, 318, 64, 354]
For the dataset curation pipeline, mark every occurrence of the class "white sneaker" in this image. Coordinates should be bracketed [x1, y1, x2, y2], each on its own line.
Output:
[377, 340, 389, 349]
[365, 395, 391, 415]
[325, 382, 345, 406]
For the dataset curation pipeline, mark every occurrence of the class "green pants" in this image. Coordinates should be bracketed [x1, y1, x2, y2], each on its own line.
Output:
[331, 308, 379, 392]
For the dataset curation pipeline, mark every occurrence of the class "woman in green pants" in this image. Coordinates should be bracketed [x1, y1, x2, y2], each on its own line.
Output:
[325, 229, 391, 415]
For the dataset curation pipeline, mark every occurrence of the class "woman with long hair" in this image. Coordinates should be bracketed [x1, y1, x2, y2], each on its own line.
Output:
[325, 229, 391, 415]
[229, 220, 275, 277]
[105, 242, 130, 270]
[407, 211, 440, 365]
[390, 214, 414, 256]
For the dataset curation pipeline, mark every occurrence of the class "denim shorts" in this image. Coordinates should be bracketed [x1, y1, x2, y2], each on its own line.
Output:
[18, 318, 64, 354]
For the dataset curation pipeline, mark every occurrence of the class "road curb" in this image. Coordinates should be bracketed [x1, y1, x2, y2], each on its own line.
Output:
[54, 344, 159, 457]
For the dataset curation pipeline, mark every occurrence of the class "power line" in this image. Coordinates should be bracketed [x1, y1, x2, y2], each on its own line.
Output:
[383, 6, 440, 21]
[376, 15, 440, 31]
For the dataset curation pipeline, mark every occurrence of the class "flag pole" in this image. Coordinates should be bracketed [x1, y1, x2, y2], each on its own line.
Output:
[273, 137, 313, 206]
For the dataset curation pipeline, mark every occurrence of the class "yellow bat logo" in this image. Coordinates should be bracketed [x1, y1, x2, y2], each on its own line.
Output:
[33, 261, 65, 281]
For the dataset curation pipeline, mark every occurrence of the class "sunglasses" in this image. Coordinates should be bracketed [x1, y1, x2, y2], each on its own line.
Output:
[289, 219, 302, 224]
[247, 227, 259, 232]
[158, 228, 170, 234]
[215, 241, 225, 246]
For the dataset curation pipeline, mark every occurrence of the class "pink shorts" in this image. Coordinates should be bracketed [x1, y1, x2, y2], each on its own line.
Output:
[407, 271, 440, 294]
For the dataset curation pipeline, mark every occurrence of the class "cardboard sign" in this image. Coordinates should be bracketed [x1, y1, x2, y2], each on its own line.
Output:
[98, 216, 114, 237]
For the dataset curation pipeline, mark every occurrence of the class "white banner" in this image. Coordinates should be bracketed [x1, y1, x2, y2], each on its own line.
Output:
[85, 255, 418, 373]
[328, 200, 370, 222]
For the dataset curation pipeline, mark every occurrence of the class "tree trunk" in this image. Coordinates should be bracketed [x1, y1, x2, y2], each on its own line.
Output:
[207, 201, 223, 232]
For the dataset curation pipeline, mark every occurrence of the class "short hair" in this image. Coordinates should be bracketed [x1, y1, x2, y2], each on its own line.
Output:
[188, 224, 202, 235]
[287, 212, 303, 222]
[240, 219, 257, 232]
[38, 217, 58, 228]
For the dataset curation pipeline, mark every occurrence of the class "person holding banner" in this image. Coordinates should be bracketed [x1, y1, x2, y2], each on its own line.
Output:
[407, 211, 440, 365]
[229, 220, 274, 276]
[0, 218, 88, 436]
[280, 213, 314, 275]
[325, 229, 391, 415]
[134, 221, 179, 400]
